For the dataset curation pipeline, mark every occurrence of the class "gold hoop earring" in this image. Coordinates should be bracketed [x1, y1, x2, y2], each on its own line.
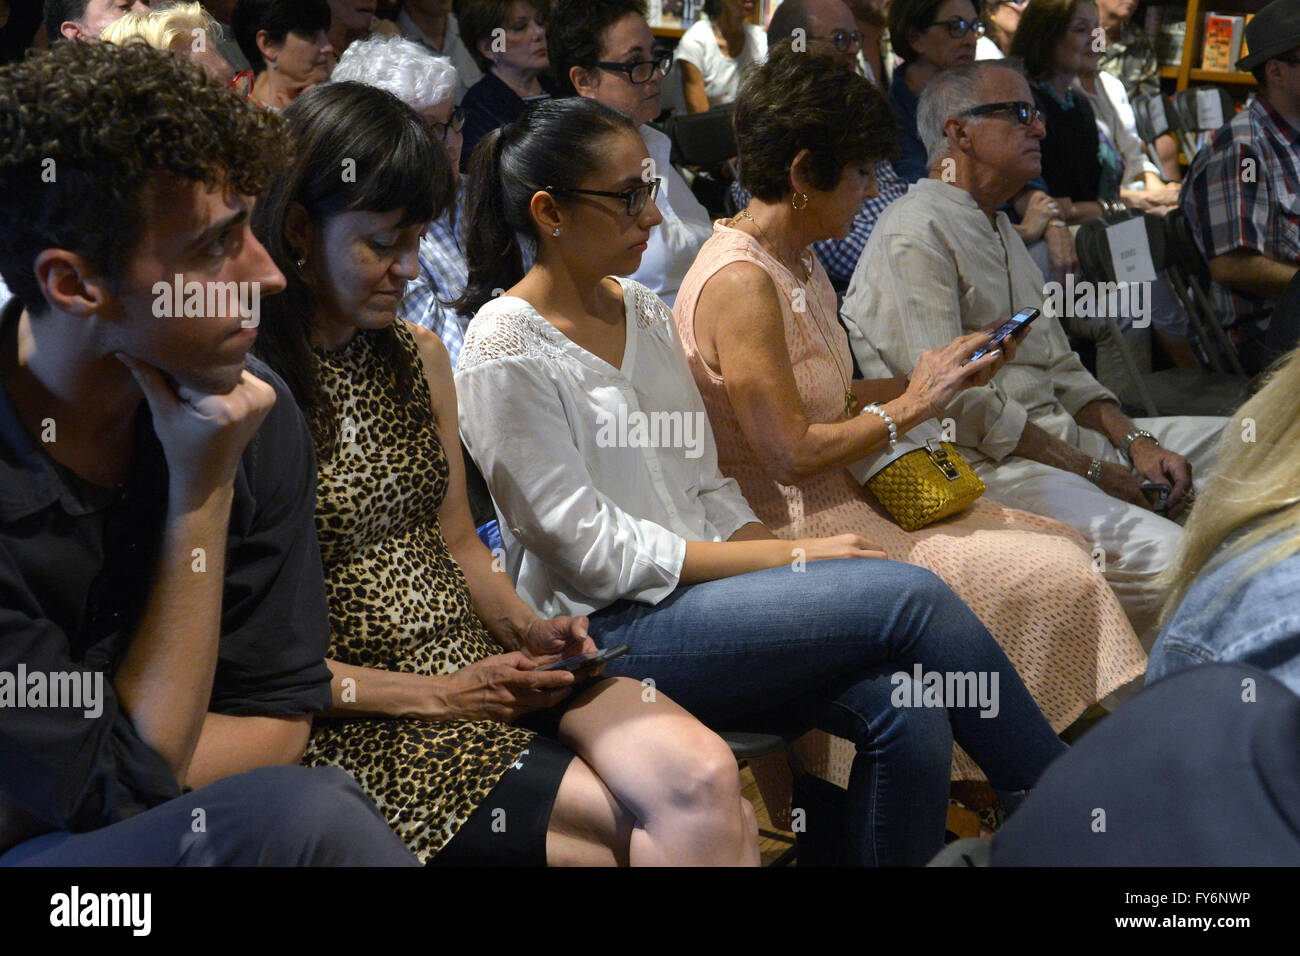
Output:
[792, 192, 810, 211]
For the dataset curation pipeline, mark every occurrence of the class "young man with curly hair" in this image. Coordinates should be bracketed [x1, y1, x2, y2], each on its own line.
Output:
[0, 40, 417, 865]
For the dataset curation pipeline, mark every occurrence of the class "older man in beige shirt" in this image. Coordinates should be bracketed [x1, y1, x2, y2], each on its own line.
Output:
[841, 61, 1226, 646]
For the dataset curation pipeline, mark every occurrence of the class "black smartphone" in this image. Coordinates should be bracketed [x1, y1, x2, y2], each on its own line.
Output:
[1141, 482, 1171, 512]
[535, 643, 630, 674]
[963, 307, 1041, 365]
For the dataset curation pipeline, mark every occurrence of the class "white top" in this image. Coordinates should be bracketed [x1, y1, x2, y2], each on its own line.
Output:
[396, 9, 482, 102]
[674, 17, 767, 107]
[629, 124, 715, 307]
[1075, 70, 1162, 187]
[975, 35, 1004, 60]
[455, 277, 759, 618]
[841, 179, 1117, 465]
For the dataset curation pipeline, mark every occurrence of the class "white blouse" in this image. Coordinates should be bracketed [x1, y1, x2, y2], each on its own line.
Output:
[674, 18, 767, 107]
[455, 277, 759, 618]
[630, 124, 714, 307]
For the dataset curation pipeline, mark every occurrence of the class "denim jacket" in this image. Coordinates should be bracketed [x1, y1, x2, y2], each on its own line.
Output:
[1148, 533, 1300, 695]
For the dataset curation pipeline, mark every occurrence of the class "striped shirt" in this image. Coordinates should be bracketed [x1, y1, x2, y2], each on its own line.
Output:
[1181, 94, 1300, 328]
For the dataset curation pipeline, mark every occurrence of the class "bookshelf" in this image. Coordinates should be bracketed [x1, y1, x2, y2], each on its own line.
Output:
[1158, 0, 1270, 92]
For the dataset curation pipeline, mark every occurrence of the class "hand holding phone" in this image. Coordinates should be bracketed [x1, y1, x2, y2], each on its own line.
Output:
[963, 307, 1040, 365]
[1140, 482, 1171, 513]
[535, 643, 630, 676]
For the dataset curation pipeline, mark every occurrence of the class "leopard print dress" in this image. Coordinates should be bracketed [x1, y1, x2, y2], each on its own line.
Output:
[301, 321, 536, 863]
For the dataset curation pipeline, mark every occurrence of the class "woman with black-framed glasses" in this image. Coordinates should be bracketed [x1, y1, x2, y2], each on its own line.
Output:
[457, 0, 559, 171]
[546, 0, 713, 308]
[887, 0, 984, 182]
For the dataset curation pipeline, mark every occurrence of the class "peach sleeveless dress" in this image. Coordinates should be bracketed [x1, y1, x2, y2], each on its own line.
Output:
[675, 223, 1146, 780]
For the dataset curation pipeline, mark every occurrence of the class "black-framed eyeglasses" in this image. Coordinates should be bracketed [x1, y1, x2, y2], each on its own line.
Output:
[595, 54, 673, 84]
[544, 178, 662, 216]
[808, 29, 863, 52]
[427, 106, 466, 140]
[929, 16, 986, 38]
[958, 100, 1044, 126]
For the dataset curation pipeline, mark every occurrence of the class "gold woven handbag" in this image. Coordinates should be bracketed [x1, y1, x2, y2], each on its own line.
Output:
[865, 439, 985, 532]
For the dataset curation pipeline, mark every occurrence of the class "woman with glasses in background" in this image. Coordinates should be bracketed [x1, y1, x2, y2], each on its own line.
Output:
[332, 34, 481, 366]
[457, 0, 557, 170]
[102, 1, 253, 97]
[232, 0, 335, 110]
[675, 0, 767, 113]
[886, 0, 984, 182]
[547, 0, 712, 308]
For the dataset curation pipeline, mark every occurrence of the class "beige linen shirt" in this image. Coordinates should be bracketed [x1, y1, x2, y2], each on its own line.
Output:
[840, 178, 1117, 465]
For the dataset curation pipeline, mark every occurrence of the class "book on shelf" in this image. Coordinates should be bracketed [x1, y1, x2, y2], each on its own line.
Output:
[1201, 12, 1245, 72]
[1157, 18, 1186, 67]
[1240, 13, 1255, 61]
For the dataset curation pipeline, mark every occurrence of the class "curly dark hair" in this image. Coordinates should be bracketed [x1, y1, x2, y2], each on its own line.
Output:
[889, 0, 982, 63]
[252, 81, 453, 456]
[0, 40, 290, 316]
[547, 0, 645, 96]
[459, 0, 551, 74]
[735, 40, 898, 202]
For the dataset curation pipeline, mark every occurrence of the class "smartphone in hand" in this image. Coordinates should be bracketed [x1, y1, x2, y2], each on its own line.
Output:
[963, 307, 1041, 365]
[535, 643, 630, 676]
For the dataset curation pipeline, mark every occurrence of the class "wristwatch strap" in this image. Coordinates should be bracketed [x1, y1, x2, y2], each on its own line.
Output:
[1121, 429, 1159, 462]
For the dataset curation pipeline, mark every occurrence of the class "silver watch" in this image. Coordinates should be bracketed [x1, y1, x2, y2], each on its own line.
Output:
[1120, 429, 1159, 462]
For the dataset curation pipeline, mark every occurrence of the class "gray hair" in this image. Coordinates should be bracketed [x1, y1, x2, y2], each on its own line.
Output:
[916, 60, 1025, 167]
[330, 35, 458, 114]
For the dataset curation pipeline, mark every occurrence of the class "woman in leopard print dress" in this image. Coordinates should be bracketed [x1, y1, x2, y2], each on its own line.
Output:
[251, 81, 757, 865]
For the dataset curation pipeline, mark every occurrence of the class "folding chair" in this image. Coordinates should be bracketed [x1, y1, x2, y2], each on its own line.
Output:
[1131, 91, 1178, 172]
[1171, 86, 1235, 159]
[1163, 208, 1247, 375]
[1074, 214, 1248, 416]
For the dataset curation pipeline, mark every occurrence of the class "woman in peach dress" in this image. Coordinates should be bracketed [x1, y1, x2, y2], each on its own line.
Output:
[675, 45, 1145, 782]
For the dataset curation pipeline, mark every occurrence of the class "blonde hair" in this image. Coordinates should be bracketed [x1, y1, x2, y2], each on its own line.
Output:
[100, 2, 220, 54]
[1160, 347, 1300, 623]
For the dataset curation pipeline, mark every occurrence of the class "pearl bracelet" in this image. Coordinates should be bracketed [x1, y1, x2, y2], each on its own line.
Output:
[862, 402, 898, 447]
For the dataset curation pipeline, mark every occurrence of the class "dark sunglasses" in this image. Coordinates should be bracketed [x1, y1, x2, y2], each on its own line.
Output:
[958, 100, 1044, 126]
[595, 54, 673, 84]
[544, 178, 662, 216]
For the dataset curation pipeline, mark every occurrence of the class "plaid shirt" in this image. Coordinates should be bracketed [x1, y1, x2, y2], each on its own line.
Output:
[727, 160, 910, 289]
[1181, 94, 1300, 329]
[399, 191, 537, 368]
[1098, 19, 1159, 102]
[400, 204, 470, 367]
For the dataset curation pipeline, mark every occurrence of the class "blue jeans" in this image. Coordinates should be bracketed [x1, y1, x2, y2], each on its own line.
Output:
[589, 559, 1068, 865]
[1, 766, 420, 866]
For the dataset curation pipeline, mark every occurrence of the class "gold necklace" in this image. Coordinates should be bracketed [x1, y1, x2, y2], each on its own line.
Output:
[732, 209, 858, 418]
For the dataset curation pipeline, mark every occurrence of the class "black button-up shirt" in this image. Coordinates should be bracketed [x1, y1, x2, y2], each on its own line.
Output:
[0, 299, 333, 839]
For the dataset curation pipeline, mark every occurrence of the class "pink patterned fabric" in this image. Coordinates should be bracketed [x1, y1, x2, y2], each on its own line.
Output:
[676, 222, 1146, 779]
